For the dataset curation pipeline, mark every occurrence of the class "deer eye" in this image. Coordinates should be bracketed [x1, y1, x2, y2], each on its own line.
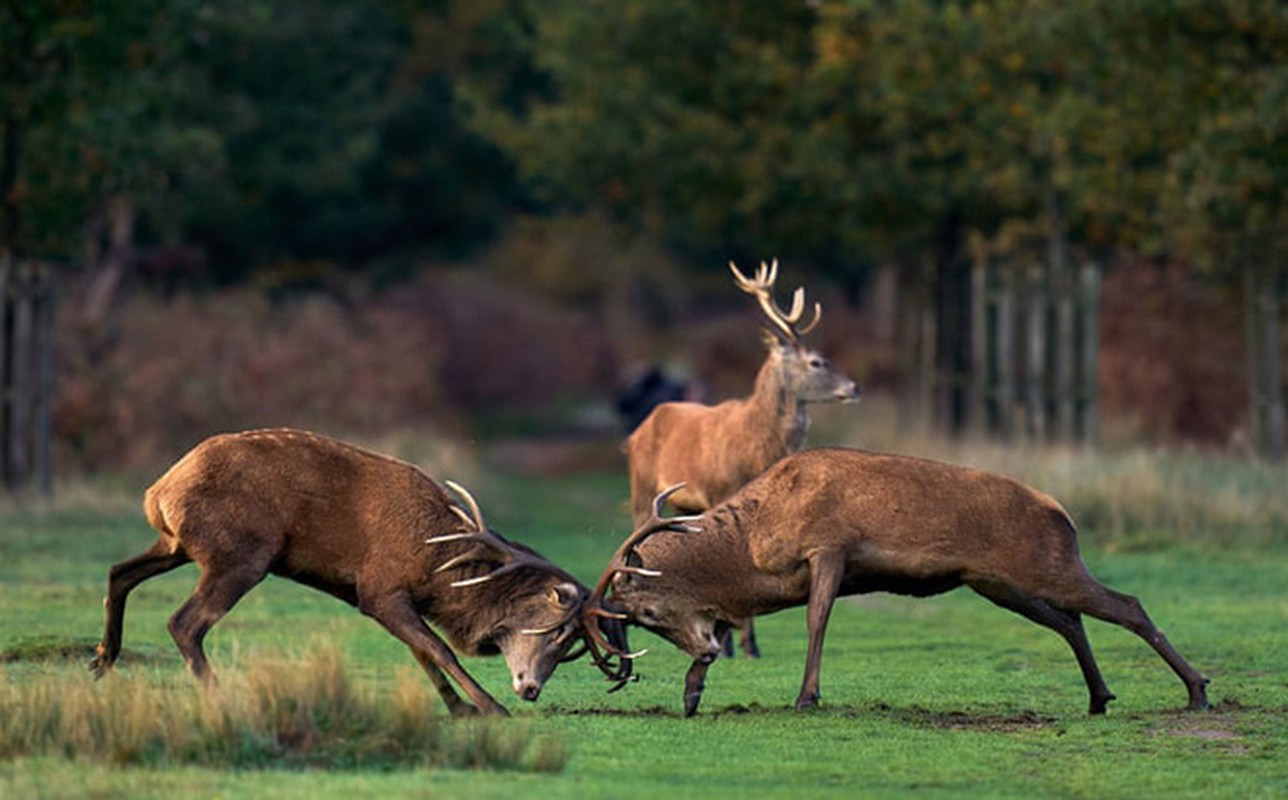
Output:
[809, 357, 827, 369]
[639, 607, 660, 625]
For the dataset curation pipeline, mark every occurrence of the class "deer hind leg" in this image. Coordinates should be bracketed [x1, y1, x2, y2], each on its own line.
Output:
[91, 539, 191, 678]
[167, 560, 269, 686]
[360, 593, 509, 717]
[796, 550, 845, 710]
[971, 582, 1117, 714]
[719, 620, 761, 659]
[1071, 583, 1210, 711]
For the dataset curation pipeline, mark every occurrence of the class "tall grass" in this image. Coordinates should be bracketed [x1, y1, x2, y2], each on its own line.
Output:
[0, 644, 566, 773]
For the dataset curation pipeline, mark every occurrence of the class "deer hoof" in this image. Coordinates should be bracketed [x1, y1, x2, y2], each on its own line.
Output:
[794, 694, 820, 711]
[1088, 692, 1117, 715]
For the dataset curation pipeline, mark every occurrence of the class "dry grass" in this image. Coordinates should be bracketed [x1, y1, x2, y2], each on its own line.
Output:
[0, 644, 567, 772]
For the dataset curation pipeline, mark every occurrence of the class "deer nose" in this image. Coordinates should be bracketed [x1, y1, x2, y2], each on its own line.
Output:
[836, 382, 862, 402]
[513, 672, 543, 701]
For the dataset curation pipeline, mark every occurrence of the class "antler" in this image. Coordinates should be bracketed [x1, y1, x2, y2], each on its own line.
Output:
[580, 484, 703, 690]
[426, 480, 577, 589]
[427, 481, 597, 668]
[729, 259, 821, 344]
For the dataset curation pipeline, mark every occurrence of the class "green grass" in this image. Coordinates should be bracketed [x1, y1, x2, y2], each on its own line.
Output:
[1, 463, 1286, 799]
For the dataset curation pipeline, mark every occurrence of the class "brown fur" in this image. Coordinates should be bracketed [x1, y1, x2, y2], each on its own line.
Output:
[625, 279, 860, 658]
[91, 429, 588, 716]
[608, 447, 1211, 716]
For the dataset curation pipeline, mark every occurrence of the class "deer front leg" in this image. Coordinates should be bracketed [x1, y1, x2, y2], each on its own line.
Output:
[795, 550, 845, 710]
[684, 620, 729, 716]
[361, 594, 509, 717]
[684, 658, 711, 717]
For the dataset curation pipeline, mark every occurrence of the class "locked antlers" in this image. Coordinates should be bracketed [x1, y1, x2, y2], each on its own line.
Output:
[581, 484, 703, 690]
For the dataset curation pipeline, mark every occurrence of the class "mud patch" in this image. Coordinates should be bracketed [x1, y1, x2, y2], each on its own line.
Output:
[864, 703, 1058, 732]
[0, 636, 162, 666]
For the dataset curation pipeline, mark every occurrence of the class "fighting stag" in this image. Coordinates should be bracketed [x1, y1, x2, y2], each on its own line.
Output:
[89, 429, 628, 716]
[625, 260, 861, 657]
[596, 448, 1211, 717]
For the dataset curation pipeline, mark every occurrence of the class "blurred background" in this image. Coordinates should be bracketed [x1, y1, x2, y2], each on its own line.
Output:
[0, 0, 1284, 495]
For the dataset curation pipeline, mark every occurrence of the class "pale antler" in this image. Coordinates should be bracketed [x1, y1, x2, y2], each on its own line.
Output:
[426, 480, 595, 651]
[426, 480, 577, 589]
[729, 258, 822, 344]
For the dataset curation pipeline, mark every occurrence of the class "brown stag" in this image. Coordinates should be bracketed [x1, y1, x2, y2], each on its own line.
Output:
[594, 448, 1211, 717]
[89, 429, 634, 716]
[624, 260, 861, 657]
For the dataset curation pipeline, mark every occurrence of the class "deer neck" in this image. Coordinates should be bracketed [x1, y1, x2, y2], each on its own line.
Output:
[746, 353, 809, 455]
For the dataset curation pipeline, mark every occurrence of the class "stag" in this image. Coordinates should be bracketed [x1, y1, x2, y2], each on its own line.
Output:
[595, 448, 1211, 717]
[89, 429, 632, 716]
[625, 260, 861, 657]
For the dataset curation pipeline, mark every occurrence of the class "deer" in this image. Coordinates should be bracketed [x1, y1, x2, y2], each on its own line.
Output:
[592, 448, 1212, 717]
[89, 428, 636, 716]
[624, 259, 861, 657]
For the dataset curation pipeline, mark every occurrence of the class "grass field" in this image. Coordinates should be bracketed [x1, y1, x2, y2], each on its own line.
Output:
[1, 447, 1286, 799]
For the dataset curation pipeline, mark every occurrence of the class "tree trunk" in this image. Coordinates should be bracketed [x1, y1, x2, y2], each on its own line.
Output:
[1079, 261, 1101, 446]
[1245, 266, 1285, 460]
[1024, 263, 1046, 441]
[994, 268, 1016, 439]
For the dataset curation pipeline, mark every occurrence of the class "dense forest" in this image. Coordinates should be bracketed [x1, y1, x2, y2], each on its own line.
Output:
[1, 1, 1284, 481]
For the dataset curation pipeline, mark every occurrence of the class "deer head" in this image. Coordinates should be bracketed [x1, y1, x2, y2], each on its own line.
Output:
[730, 260, 861, 405]
[427, 481, 593, 701]
[583, 485, 712, 674]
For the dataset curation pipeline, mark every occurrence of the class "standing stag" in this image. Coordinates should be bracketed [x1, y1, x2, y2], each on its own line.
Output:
[593, 448, 1211, 717]
[89, 429, 634, 716]
[625, 260, 861, 657]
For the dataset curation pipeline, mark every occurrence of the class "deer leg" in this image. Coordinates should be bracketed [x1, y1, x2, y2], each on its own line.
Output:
[1075, 585, 1210, 711]
[360, 594, 509, 717]
[408, 650, 476, 717]
[740, 620, 761, 659]
[795, 550, 845, 710]
[684, 657, 712, 718]
[91, 540, 191, 678]
[972, 584, 1117, 714]
[683, 620, 729, 716]
[168, 565, 266, 686]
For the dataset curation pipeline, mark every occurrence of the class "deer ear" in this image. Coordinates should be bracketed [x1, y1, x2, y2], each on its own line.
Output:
[547, 582, 579, 608]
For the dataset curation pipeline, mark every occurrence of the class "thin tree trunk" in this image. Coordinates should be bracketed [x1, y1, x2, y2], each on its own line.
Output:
[6, 263, 33, 490]
[34, 264, 54, 496]
[968, 260, 988, 436]
[995, 269, 1016, 439]
[1024, 263, 1046, 441]
[1079, 261, 1101, 446]
[1252, 266, 1284, 460]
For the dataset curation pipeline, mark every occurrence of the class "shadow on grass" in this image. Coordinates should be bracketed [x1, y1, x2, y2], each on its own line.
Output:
[0, 636, 169, 667]
[549, 698, 1274, 734]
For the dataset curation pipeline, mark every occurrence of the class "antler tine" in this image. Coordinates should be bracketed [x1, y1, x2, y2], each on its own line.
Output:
[578, 483, 701, 686]
[445, 479, 486, 532]
[729, 258, 821, 345]
[428, 479, 580, 588]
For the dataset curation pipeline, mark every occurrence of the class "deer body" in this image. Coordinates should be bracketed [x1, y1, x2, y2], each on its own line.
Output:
[90, 429, 595, 717]
[628, 350, 816, 516]
[625, 261, 860, 657]
[605, 448, 1211, 717]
